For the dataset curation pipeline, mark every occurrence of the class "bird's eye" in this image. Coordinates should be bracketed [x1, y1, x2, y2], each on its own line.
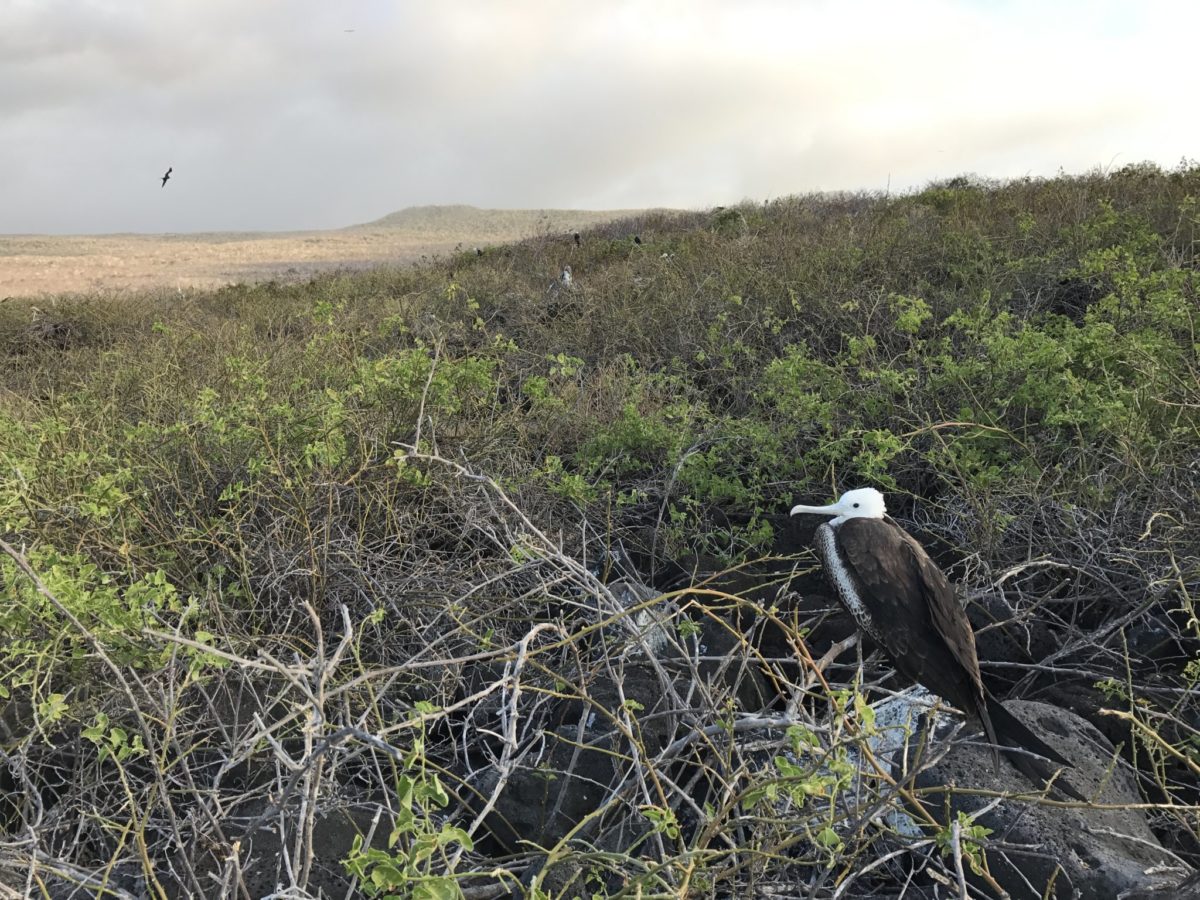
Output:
[852, 503, 860, 508]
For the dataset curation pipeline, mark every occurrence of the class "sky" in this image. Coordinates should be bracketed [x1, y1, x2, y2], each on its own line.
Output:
[1, 0, 1196, 235]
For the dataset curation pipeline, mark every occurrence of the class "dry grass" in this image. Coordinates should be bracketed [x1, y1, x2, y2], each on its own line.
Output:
[0, 206, 650, 298]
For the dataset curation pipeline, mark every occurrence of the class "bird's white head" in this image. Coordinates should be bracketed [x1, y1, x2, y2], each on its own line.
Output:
[790, 487, 886, 525]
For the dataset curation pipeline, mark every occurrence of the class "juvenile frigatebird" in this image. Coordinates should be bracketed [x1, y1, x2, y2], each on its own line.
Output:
[161, 167, 172, 188]
[790, 487, 1084, 799]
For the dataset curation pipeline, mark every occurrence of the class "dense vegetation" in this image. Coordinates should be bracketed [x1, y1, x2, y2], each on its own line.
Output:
[1, 164, 1197, 898]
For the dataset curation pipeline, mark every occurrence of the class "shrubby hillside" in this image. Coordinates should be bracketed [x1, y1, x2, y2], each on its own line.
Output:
[1, 164, 1197, 897]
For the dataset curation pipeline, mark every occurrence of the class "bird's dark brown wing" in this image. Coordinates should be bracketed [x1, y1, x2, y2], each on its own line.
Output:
[838, 517, 985, 722]
[893, 523, 985, 698]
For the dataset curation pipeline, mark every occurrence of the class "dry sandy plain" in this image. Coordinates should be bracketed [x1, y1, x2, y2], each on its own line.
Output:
[0, 206, 643, 299]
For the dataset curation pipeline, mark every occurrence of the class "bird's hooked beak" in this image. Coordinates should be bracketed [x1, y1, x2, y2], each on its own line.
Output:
[789, 500, 842, 518]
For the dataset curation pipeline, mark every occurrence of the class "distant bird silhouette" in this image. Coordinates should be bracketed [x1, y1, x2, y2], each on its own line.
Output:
[475, 247, 483, 257]
[633, 235, 642, 245]
[573, 232, 581, 247]
[160, 167, 172, 188]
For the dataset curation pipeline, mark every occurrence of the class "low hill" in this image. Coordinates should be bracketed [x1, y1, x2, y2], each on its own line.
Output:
[355, 203, 651, 238]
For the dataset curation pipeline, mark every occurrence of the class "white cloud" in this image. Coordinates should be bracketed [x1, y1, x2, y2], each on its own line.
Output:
[0, 0, 1195, 232]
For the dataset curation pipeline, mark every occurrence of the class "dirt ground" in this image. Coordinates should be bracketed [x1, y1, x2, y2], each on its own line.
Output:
[0, 207, 641, 298]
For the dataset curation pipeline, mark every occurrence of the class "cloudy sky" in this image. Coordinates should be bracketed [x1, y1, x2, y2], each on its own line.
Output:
[2, 0, 1195, 234]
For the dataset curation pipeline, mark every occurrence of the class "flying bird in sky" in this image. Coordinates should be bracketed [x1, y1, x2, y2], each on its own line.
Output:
[160, 167, 172, 188]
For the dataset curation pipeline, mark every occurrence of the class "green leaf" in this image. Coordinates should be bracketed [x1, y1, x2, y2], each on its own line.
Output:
[415, 774, 449, 808]
[436, 825, 474, 851]
[816, 826, 844, 850]
[37, 693, 69, 725]
[413, 877, 464, 900]
[370, 862, 405, 888]
[854, 693, 876, 730]
[786, 724, 821, 752]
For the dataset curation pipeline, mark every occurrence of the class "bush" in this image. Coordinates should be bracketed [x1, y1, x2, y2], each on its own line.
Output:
[1, 164, 1197, 896]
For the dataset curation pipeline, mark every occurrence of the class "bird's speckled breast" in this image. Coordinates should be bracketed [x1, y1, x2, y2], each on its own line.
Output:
[814, 522, 883, 644]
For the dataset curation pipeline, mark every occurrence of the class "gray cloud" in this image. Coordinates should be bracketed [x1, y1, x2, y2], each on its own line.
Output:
[1, 0, 1196, 233]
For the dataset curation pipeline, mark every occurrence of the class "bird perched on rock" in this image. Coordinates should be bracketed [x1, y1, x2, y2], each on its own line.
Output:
[790, 487, 1084, 800]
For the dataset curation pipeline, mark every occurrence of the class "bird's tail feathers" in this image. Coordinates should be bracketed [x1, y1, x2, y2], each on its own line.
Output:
[984, 696, 1070, 765]
[984, 695, 1087, 801]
